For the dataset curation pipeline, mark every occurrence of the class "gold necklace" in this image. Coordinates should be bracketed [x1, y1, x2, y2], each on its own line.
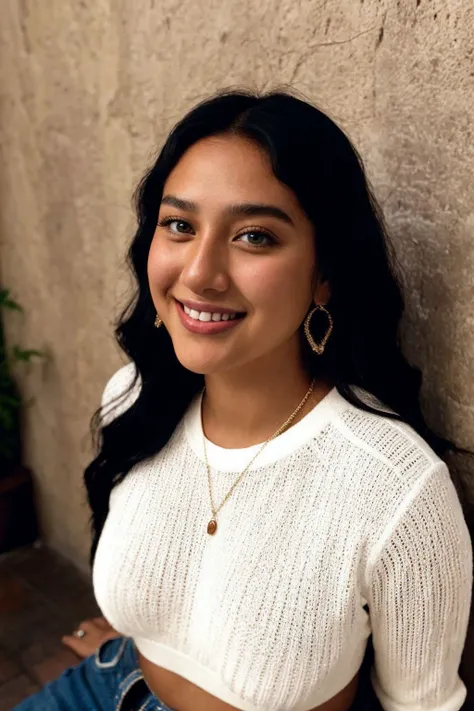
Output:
[201, 379, 316, 535]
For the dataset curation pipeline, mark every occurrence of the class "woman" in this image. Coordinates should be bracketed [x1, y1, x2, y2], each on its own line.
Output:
[15, 88, 473, 711]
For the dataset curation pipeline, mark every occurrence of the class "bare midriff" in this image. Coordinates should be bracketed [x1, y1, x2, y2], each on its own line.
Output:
[137, 650, 361, 711]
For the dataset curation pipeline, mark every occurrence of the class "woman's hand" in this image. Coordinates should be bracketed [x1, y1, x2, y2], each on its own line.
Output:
[61, 616, 121, 659]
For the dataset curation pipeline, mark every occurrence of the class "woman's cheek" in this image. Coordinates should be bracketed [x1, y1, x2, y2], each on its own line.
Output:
[245, 264, 294, 311]
[148, 241, 175, 291]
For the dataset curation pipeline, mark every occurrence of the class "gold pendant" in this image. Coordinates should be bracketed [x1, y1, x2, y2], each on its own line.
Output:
[207, 519, 217, 535]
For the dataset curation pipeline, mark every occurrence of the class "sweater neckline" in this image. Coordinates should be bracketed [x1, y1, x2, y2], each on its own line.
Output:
[184, 385, 349, 472]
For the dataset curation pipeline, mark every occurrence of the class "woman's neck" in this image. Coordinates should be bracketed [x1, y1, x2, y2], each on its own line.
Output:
[201, 370, 334, 449]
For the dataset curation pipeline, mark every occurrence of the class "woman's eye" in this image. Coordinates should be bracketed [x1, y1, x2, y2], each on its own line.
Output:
[236, 231, 276, 248]
[158, 218, 192, 234]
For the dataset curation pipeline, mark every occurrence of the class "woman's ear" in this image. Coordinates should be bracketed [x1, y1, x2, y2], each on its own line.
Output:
[314, 279, 331, 306]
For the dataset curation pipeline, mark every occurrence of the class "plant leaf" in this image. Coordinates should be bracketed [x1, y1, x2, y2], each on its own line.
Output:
[0, 290, 23, 312]
[11, 346, 44, 362]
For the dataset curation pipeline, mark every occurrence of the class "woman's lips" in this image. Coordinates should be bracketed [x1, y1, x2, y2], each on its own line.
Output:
[175, 299, 246, 335]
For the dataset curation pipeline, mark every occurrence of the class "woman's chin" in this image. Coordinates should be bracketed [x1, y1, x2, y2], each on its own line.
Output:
[172, 350, 227, 376]
[169, 330, 251, 376]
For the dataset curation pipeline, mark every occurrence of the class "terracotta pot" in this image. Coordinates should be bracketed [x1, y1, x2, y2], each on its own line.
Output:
[0, 464, 39, 553]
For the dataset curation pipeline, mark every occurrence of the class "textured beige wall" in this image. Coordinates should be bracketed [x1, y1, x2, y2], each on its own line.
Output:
[0, 0, 473, 571]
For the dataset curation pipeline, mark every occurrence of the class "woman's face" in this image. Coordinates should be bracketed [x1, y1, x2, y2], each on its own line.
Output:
[147, 134, 328, 377]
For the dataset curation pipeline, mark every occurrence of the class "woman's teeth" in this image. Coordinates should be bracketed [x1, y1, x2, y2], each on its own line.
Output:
[183, 304, 239, 322]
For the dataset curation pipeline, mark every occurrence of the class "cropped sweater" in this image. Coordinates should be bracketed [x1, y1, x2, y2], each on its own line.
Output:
[92, 363, 473, 711]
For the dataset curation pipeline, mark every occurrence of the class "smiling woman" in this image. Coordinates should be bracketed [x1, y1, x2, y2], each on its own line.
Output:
[146, 133, 322, 379]
[13, 89, 473, 711]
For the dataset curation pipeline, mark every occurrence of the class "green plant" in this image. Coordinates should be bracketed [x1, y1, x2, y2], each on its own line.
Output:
[0, 288, 43, 472]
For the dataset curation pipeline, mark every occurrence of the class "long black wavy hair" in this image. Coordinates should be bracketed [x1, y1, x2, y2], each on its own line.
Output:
[85, 87, 473, 566]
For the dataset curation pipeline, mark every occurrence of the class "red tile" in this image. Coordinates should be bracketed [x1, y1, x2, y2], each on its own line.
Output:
[0, 674, 40, 711]
[0, 574, 26, 614]
[0, 648, 21, 684]
[0, 544, 100, 701]
[30, 646, 79, 685]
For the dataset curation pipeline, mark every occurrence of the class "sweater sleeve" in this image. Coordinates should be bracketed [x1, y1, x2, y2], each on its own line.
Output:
[366, 461, 473, 711]
[100, 362, 141, 426]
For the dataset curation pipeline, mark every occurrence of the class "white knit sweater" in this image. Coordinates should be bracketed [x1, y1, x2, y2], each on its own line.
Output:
[92, 363, 473, 711]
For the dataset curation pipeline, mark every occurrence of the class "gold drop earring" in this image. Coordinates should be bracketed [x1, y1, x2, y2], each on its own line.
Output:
[303, 303, 333, 355]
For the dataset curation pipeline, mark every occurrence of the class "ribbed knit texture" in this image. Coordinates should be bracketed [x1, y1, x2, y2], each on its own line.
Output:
[93, 363, 473, 711]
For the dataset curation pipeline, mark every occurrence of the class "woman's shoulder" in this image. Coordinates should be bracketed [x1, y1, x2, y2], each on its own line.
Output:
[334, 384, 442, 476]
[101, 361, 142, 425]
[333, 387, 460, 542]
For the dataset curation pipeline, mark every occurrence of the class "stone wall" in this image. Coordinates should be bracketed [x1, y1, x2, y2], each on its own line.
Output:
[0, 0, 472, 570]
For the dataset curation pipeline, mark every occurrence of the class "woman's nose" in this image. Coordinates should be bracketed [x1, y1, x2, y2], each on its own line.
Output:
[180, 235, 230, 294]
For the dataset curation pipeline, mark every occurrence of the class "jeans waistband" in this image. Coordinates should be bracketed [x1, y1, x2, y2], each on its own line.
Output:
[96, 636, 172, 711]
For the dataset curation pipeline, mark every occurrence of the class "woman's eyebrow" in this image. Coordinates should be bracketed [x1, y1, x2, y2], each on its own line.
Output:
[160, 194, 295, 227]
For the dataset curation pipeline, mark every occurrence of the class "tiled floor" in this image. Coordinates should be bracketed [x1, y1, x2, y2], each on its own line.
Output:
[0, 543, 101, 710]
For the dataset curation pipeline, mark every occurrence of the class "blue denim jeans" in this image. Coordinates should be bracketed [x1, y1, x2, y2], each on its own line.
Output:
[12, 636, 175, 711]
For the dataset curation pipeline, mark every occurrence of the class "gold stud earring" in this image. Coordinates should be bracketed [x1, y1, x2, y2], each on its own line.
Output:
[154, 313, 163, 329]
[303, 303, 333, 355]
